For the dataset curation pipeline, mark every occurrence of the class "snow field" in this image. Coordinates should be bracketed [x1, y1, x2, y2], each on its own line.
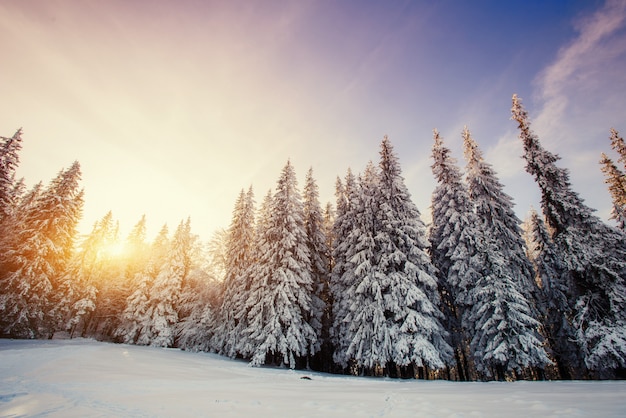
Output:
[1, 339, 625, 417]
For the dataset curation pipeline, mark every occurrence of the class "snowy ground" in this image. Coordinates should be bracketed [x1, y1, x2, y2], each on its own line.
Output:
[1, 339, 625, 417]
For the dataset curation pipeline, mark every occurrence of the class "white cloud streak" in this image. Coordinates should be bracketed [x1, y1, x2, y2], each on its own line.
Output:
[534, 0, 626, 145]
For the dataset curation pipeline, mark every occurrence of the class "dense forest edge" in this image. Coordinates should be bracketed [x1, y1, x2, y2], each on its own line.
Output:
[1, 94, 625, 382]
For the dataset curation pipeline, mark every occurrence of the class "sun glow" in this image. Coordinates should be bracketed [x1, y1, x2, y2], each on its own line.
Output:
[99, 241, 127, 259]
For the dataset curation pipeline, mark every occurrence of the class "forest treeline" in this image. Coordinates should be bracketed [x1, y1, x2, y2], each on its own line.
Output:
[1, 95, 625, 381]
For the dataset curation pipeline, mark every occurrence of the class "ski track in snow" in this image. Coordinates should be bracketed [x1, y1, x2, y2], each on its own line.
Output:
[0, 339, 625, 417]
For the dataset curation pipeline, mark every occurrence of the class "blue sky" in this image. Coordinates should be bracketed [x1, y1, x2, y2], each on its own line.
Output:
[1, 0, 625, 240]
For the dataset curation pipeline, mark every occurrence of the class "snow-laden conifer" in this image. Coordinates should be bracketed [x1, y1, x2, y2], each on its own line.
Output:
[610, 128, 626, 169]
[237, 189, 273, 359]
[176, 265, 220, 352]
[0, 162, 83, 338]
[463, 128, 550, 379]
[335, 162, 389, 372]
[0, 181, 41, 281]
[0, 129, 23, 224]
[212, 187, 256, 357]
[116, 224, 170, 344]
[330, 170, 362, 368]
[100, 215, 151, 340]
[600, 152, 626, 231]
[141, 219, 195, 348]
[464, 127, 538, 298]
[80, 219, 128, 340]
[523, 208, 579, 378]
[512, 94, 626, 374]
[302, 168, 328, 350]
[176, 232, 221, 352]
[429, 129, 481, 380]
[333, 138, 452, 376]
[376, 137, 452, 372]
[244, 162, 318, 368]
[56, 212, 117, 337]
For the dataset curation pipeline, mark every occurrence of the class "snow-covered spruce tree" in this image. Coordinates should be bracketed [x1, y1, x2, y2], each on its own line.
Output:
[330, 169, 364, 371]
[464, 127, 539, 299]
[0, 162, 83, 338]
[140, 218, 195, 348]
[333, 138, 452, 377]
[375, 136, 452, 377]
[0, 181, 40, 281]
[0, 129, 25, 267]
[429, 129, 482, 381]
[332, 162, 387, 375]
[0, 129, 23, 225]
[92, 216, 149, 340]
[523, 208, 578, 379]
[100, 216, 150, 342]
[315, 200, 335, 371]
[176, 232, 222, 352]
[175, 269, 219, 352]
[237, 189, 273, 359]
[610, 128, 626, 168]
[55, 211, 117, 337]
[212, 187, 256, 357]
[81, 218, 128, 340]
[512, 94, 626, 376]
[600, 152, 626, 231]
[463, 128, 550, 380]
[302, 168, 328, 357]
[244, 161, 318, 369]
[176, 245, 224, 351]
[116, 224, 170, 344]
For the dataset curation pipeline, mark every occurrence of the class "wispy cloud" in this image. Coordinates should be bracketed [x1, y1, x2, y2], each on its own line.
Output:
[533, 0, 626, 146]
[518, 0, 626, 220]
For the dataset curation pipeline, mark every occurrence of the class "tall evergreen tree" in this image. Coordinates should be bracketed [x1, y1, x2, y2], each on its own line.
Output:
[81, 217, 126, 340]
[464, 127, 538, 297]
[333, 162, 387, 373]
[429, 129, 481, 381]
[376, 137, 452, 375]
[56, 211, 117, 337]
[244, 161, 318, 368]
[333, 138, 452, 376]
[0, 129, 23, 224]
[0, 181, 41, 279]
[142, 218, 195, 348]
[213, 187, 256, 357]
[237, 189, 273, 359]
[116, 224, 170, 344]
[610, 128, 626, 169]
[330, 169, 365, 370]
[463, 128, 550, 380]
[599, 152, 626, 231]
[175, 268, 219, 352]
[315, 200, 335, 371]
[302, 168, 328, 352]
[0, 162, 83, 338]
[103, 215, 150, 341]
[512, 94, 626, 375]
[523, 208, 578, 378]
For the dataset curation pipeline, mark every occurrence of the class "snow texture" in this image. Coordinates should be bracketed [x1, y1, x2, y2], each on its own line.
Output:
[1, 339, 625, 417]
